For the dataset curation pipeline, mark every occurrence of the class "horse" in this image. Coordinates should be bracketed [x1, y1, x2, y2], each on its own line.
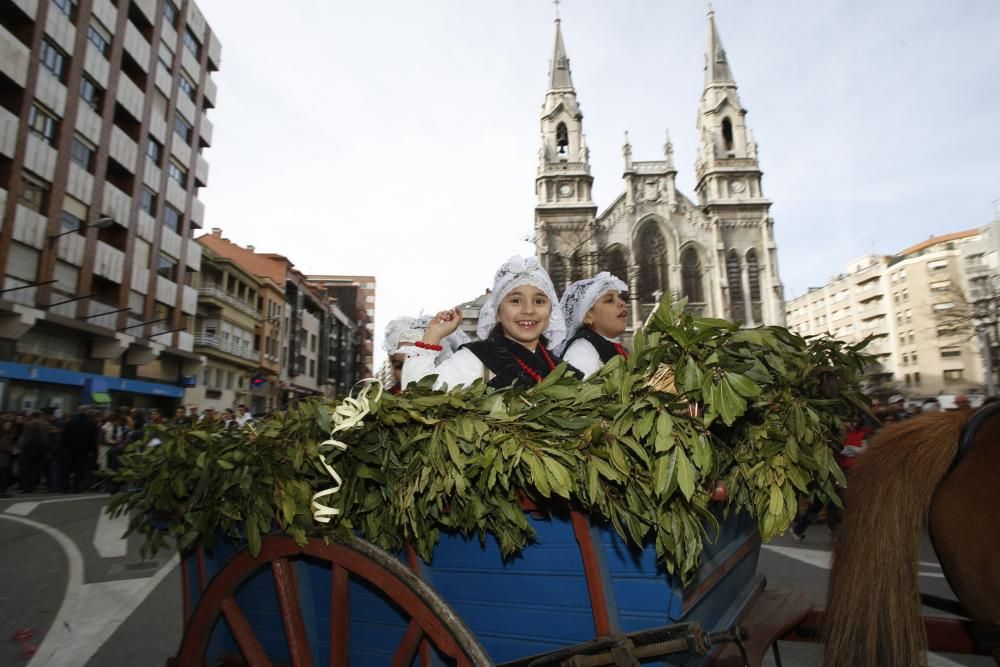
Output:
[822, 406, 1000, 667]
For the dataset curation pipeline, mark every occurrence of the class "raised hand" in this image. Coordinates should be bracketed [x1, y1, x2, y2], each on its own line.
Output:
[422, 308, 463, 345]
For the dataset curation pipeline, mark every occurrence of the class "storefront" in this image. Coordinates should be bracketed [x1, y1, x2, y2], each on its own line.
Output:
[0, 361, 184, 414]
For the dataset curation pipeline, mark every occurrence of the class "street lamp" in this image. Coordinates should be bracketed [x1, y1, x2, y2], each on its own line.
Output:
[48, 216, 115, 240]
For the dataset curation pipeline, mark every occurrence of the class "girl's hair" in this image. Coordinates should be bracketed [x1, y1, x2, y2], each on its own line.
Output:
[488, 323, 549, 347]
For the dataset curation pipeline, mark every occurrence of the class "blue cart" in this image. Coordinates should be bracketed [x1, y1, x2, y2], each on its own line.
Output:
[170, 503, 808, 666]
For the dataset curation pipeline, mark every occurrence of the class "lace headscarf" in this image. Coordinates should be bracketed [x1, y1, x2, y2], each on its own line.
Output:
[557, 272, 629, 354]
[476, 255, 566, 349]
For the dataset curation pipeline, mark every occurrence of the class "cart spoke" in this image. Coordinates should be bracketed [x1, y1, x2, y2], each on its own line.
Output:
[330, 564, 350, 666]
[391, 620, 425, 667]
[221, 596, 274, 667]
[272, 557, 314, 667]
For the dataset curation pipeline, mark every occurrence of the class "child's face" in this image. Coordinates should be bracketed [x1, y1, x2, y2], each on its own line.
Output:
[497, 285, 551, 348]
[585, 290, 628, 338]
[390, 352, 406, 384]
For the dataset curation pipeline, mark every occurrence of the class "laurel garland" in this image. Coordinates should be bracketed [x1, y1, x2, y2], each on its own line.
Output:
[107, 296, 871, 584]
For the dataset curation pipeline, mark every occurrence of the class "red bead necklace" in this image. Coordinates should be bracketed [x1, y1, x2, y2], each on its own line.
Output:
[514, 344, 556, 384]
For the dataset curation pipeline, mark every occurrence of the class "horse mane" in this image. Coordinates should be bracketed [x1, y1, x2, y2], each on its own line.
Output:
[823, 411, 967, 667]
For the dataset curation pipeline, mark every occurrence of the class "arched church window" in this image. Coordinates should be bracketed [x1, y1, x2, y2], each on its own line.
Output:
[570, 250, 585, 284]
[726, 250, 743, 321]
[547, 253, 567, 292]
[747, 249, 761, 301]
[681, 246, 704, 302]
[722, 117, 734, 153]
[556, 122, 569, 157]
[637, 223, 668, 304]
[599, 245, 629, 282]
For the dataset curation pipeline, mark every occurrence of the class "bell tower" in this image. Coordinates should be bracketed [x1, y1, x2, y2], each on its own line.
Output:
[534, 16, 597, 291]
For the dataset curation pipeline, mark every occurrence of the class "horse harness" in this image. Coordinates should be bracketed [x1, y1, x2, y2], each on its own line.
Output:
[951, 401, 1000, 472]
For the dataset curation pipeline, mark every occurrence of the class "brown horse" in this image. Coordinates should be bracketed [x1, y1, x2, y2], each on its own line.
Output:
[823, 409, 1000, 666]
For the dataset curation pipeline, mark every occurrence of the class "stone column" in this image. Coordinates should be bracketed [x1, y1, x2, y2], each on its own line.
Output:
[741, 264, 755, 326]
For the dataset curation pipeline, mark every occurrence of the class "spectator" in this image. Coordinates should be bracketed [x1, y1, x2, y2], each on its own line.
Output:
[61, 408, 99, 493]
[0, 418, 15, 496]
[222, 408, 237, 429]
[954, 394, 971, 411]
[18, 412, 50, 493]
[922, 397, 941, 413]
[235, 404, 254, 427]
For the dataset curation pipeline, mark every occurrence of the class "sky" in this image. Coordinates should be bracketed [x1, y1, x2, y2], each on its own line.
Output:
[193, 0, 1000, 361]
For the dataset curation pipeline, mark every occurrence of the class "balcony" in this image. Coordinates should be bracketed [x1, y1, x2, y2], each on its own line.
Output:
[91, 0, 117, 33]
[83, 41, 110, 87]
[103, 182, 131, 226]
[136, 210, 155, 242]
[2, 276, 36, 307]
[191, 198, 205, 227]
[12, 205, 47, 249]
[203, 76, 218, 108]
[155, 277, 178, 305]
[185, 240, 202, 270]
[160, 227, 182, 259]
[181, 285, 197, 315]
[199, 115, 213, 147]
[0, 25, 30, 87]
[109, 126, 138, 173]
[176, 330, 194, 352]
[197, 283, 259, 318]
[94, 240, 125, 283]
[55, 231, 86, 266]
[194, 333, 261, 363]
[116, 75, 145, 121]
[24, 133, 58, 182]
[0, 106, 18, 159]
[86, 300, 121, 330]
[131, 265, 149, 294]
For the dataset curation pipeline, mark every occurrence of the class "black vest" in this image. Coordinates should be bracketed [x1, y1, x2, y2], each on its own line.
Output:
[462, 337, 579, 389]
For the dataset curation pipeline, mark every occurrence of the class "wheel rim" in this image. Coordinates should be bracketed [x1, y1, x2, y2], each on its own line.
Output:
[175, 535, 492, 667]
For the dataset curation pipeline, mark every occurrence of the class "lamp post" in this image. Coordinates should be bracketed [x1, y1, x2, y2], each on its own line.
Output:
[48, 216, 115, 240]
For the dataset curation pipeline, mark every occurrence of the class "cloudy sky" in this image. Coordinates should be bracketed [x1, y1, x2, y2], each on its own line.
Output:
[194, 0, 1000, 359]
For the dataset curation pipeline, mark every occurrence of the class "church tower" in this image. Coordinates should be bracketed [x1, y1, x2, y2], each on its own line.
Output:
[695, 5, 785, 325]
[534, 17, 597, 292]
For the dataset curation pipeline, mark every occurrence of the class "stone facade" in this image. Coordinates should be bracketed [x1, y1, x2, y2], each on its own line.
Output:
[534, 9, 785, 330]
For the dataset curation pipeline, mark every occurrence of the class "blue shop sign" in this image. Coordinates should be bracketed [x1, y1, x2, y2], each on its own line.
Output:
[0, 361, 184, 398]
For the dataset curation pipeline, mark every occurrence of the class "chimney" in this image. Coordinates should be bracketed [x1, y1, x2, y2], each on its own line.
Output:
[211, 228, 222, 236]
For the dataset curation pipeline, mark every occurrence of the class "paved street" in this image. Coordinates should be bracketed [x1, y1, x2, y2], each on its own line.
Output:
[0, 493, 993, 666]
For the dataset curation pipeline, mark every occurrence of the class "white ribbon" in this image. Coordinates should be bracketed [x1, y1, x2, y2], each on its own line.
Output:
[311, 380, 383, 524]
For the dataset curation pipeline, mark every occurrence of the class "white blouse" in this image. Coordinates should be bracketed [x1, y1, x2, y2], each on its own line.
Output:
[562, 338, 604, 379]
[401, 347, 487, 391]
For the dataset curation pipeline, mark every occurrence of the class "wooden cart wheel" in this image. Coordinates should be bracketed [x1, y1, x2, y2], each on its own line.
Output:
[175, 534, 492, 667]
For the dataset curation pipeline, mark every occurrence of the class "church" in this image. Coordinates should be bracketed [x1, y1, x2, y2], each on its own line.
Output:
[534, 7, 786, 329]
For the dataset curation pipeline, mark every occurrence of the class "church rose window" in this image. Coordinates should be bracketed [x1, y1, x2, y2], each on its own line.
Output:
[681, 246, 704, 302]
[637, 224, 668, 303]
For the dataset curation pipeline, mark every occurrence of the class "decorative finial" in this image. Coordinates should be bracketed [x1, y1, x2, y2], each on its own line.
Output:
[624, 130, 631, 146]
[707, 0, 714, 15]
[554, 0, 561, 21]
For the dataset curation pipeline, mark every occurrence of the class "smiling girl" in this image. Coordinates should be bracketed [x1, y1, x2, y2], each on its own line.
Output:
[400, 256, 576, 390]
[557, 273, 630, 379]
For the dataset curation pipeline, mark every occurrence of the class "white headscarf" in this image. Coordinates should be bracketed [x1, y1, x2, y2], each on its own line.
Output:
[476, 255, 566, 349]
[557, 272, 629, 353]
[380, 315, 471, 389]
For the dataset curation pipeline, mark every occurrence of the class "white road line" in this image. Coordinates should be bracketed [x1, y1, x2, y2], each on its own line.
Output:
[92, 508, 129, 558]
[0, 511, 179, 667]
[763, 544, 945, 578]
[4, 494, 108, 517]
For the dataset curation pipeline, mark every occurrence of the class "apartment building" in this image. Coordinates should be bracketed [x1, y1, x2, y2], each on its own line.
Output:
[186, 242, 260, 411]
[305, 274, 374, 378]
[786, 230, 985, 397]
[0, 0, 219, 411]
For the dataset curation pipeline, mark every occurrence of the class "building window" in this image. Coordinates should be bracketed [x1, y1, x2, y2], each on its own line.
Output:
[163, 0, 179, 27]
[162, 203, 182, 233]
[726, 250, 743, 321]
[914, 372, 921, 385]
[183, 27, 201, 58]
[69, 135, 95, 172]
[173, 113, 192, 144]
[555, 122, 568, 157]
[86, 21, 112, 58]
[139, 186, 157, 215]
[178, 71, 196, 100]
[746, 249, 761, 301]
[721, 117, 734, 152]
[944, 369, 964, 384]
[310, 334, 317, 352]
[79, 76, 103, 112]
[637, 223, 669, 304]
[40, 39, 68, 80]
[309, 358, 316, 378]
[18, 172, 49, 212]
[52, 0, 75, 20]
[167, 160, 187, 187]
[145, 136, 163, 165]
[27, 104, 59, 146]
[681, 246, 704, 302]
[940, 347, 962, 358]
[226, 371, 233, 390]
[156, 253, 176, 281]
[61, 210, 83, 234]
[927, 260, 948, 272]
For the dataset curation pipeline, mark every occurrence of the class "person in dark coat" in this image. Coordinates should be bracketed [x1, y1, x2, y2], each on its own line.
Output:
[18, 412, 50, 493]
[61, 409, 99, 492]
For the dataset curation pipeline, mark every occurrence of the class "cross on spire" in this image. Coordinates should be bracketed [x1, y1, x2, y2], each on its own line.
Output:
[554, 0, 561, 20]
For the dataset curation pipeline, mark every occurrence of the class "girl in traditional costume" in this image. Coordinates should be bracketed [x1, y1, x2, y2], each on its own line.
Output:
[377, 315, 469, 393]
[557, 272, 630, 379]
[401, 256, 576, 390]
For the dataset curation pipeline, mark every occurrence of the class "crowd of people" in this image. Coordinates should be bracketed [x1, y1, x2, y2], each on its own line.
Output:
[0, 403, 256, 496]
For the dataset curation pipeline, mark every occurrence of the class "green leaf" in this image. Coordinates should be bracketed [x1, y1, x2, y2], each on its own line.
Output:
[676, 448, 696, 501]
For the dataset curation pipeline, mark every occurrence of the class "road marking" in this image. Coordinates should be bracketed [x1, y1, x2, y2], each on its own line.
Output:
[4, 494, 108, 517]
[92, 507, 129, 558]
[0, 510, 179, 667]
[763, 544, 945, 578]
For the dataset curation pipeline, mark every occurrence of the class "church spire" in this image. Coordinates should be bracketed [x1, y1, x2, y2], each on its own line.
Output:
[549, 17, 575, 91]
[704, 2, 734, 86]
